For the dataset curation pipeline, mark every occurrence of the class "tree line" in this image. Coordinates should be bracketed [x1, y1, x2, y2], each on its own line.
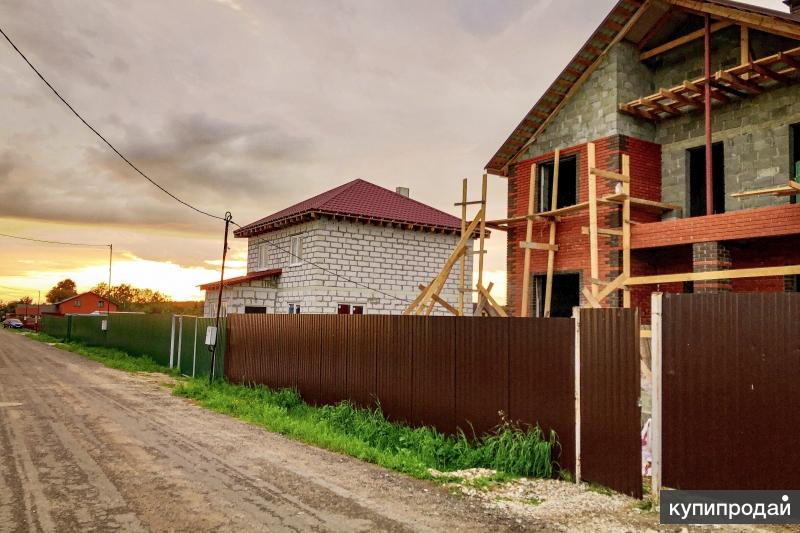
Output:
[1, 278, 201, 316]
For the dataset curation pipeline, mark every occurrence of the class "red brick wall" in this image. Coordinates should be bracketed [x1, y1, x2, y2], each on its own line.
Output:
[506, 135, 662, 316]
[729, 236, 800, 293]
[632, 204, 800, 249]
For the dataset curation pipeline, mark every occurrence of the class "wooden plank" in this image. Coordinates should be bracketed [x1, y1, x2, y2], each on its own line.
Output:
[473, 282, 494, 317]
[640, 21, 733, 61]
[665, 0, 800, 41]
[597, 273, 629, 303]
[622, 154, 632, 309]
[789, 181, 800, 192]
[640, 97, 682, 117]
[629, 197, 682, 213]
[478, 174, 487, 289]
[741, 25, 750, 69]
[590, 167, 630, 183]
[544, 149, 560, 318]
[581, 226, 623, 237]
[779, 51, 800, 70]
[520, 164, 537, 318]
[520, 241, 559, 252]
[459, 178, 467, 315]
[626, 265, 800, 286]
[419, 284, 461, 316]
[453, 200, 483, 206]
[405, 212, 482, 314]
[587, 143, 600, 298]
[750, 61, 793, 85]
[581, 287, 602, 309]
[650, 293, 663, 504]
[478, 283, 508, 318]
[659, 88, 701, 109]
[717, 70, 763, 94]
[732, 184, 796, 197]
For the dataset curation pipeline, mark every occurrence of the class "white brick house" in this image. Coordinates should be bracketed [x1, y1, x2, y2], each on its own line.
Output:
[201, 179, 475, 316]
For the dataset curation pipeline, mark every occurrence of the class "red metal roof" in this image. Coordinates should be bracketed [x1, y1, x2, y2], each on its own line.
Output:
[198, 269, 282, 290]
[233, 179, 465, 237]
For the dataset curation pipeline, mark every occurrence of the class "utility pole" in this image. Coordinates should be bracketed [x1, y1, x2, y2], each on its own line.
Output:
[209, 212, 232, 384]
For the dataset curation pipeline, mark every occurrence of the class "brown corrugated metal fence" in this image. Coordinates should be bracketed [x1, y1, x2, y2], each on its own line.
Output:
[226, 312, 640, 483]
[662, 293, 800, 490]
[580, 308, 642, 499]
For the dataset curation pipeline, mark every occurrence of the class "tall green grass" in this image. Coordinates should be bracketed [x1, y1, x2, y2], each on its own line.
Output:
[25, 332, 176, 375]
[26, 331, 560, 482]
[174, 380, 559, 480]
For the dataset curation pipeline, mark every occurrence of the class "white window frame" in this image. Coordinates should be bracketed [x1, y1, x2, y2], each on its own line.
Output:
[258, 242, 270, 270]
[289, 234, 304, 266]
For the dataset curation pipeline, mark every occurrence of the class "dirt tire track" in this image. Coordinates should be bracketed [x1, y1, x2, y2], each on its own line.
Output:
[0, 331, 528, 532]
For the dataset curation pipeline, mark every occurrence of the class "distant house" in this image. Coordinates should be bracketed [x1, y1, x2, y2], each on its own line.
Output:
[13, 303, 58, 319]
[52, 292, 118, 315]
[200, 179, 475, 316]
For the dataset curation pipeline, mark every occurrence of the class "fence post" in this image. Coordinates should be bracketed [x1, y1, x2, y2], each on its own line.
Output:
[169, 315, 176, 369]
[192, 316, 198, 378]
[572, 306, 581, 484]
[176, 316, 183, 374]
[650, 293, 663, 504]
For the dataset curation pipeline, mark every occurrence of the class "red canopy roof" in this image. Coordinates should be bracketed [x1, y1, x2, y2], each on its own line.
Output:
[234, 179, 465, 237]
[198, 269, 282, 290]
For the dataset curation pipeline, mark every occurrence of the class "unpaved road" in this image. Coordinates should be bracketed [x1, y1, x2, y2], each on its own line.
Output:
[0, 330, 533, 532]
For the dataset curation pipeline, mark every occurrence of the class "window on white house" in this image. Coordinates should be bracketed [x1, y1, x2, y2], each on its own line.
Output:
[337, 304, 363, 315]
[289, 235, 303, 265]
[259, 242, 270, 269]
[288, 304, 301, 314]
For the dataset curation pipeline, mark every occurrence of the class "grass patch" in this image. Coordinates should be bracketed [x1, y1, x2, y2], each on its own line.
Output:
[173, 379, 559, 481]
[24, 332, 176, 375]
[587, 483, 615, 497]
[635, 498, 654, 512]
[24, 331, 560, 483]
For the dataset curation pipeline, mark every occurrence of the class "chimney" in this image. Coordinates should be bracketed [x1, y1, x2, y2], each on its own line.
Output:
[395, 186, 410, 198]
[785, 0, 800, 15]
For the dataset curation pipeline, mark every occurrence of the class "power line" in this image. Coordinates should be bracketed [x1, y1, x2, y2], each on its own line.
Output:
[229, 220, 412, 305]
[0, 26, 228, 223]
[0, 25, 414, 307]
[0, 232, 109, 247]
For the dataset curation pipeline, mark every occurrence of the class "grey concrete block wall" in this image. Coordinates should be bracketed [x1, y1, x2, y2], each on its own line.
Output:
[520, 41, 656, 162]
[517, 31, 799, 218]
[653, 26, 800, 213]
[206, 218, 475, 316]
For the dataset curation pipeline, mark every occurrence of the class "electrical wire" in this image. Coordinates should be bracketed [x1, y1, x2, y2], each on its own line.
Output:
[0, 25, 416, 307]
[229, 220, 413, 305]
[0, 232, 109, 247]
[0, 26, 228, 223]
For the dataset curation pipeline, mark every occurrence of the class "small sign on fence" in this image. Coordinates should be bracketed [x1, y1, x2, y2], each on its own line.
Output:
[204, 326, 217, 347]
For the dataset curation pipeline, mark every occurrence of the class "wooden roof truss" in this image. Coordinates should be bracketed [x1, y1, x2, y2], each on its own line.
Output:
[621, 46, 800, 121]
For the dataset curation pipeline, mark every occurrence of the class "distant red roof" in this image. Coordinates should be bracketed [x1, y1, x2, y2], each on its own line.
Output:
[198, 269, 282, 290]
[234, 179, 467, 237]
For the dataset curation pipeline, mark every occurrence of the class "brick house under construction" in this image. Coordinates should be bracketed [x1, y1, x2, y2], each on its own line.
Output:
[488, 0, 800, 320]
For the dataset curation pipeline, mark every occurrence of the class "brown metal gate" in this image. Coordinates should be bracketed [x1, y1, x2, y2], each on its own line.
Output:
[580, 308, 642, 499]
[662, 293, 800, 490]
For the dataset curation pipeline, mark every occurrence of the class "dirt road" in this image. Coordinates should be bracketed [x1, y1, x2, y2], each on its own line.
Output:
[0, 330, 525, 532]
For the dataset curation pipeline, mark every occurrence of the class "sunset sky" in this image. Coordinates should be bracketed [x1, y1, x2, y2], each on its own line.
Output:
[0, 0, 785, 304]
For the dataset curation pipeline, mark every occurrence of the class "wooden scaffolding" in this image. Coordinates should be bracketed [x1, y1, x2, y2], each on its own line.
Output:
[404, 174, 506, 317]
